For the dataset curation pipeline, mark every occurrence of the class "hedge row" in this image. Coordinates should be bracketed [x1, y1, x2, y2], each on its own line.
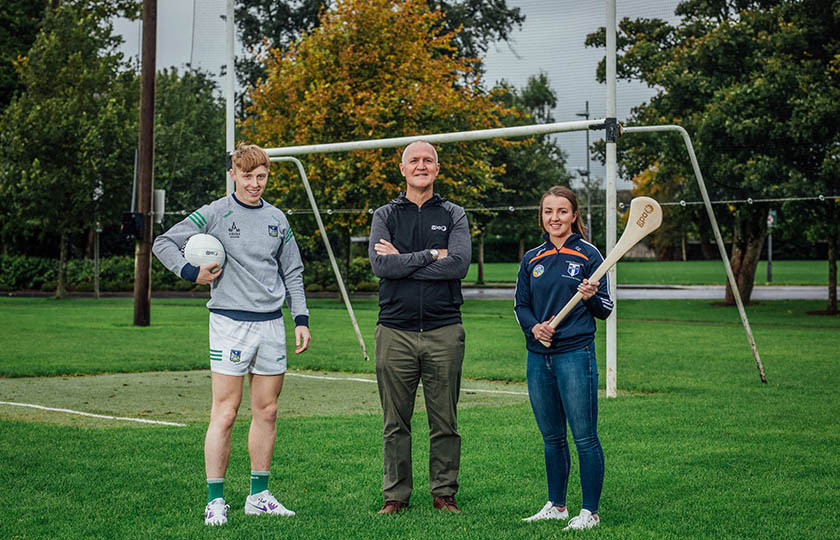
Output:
[0, 255, 377, 293]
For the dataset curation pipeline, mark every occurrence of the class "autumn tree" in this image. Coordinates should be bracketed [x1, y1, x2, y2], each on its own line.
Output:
[243, 0, 513, 264]
[234, 0, 523, 107]
[587, 0, 840, 305]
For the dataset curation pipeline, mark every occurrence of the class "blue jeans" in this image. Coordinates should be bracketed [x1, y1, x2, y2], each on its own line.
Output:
[526, 345, 604, 513]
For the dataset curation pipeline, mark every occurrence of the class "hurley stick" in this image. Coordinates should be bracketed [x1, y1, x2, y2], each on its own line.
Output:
[539, 197, 663, 347]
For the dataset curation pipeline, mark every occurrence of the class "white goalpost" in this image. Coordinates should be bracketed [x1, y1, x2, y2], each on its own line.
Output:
[223, 0, 767, 392]
[263, 117, 768, 391]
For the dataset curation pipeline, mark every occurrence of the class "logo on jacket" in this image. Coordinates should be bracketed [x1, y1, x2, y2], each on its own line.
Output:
[567, 262, 581, 277]
[230, 349, 241, 363]
[430, 225, 447, 231]
[228, 222, 240, 239]
[532, 264, 545, 278]
[268, 224, 278, 237]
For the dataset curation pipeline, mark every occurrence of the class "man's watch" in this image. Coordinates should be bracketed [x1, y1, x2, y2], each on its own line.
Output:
[430, 249, 439, 261]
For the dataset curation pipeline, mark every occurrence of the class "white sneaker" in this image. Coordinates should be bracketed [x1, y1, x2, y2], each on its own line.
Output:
[204, 497, 229, 526]
[244, 489, 296, 516]
[523, 500, 569, 522]
[564, 508, 599, 530]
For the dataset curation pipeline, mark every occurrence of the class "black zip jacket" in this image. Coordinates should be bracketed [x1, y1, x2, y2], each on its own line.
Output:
[368, 193, 471, 331]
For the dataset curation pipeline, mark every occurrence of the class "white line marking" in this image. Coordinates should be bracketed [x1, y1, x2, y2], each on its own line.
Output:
[0, 373, 526, 426]
[286, 372, 528, 396]
[0, 401, 187, 427]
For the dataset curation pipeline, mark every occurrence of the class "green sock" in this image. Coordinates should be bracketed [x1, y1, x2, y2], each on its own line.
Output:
[207, 478, 224, 503]
[250, 471, 269, 495]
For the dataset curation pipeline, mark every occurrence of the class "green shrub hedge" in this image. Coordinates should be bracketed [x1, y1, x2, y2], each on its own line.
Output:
[0, 255, 376, 293]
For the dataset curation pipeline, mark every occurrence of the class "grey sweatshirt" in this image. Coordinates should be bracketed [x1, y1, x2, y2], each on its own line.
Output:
[153, 194, 308, 325]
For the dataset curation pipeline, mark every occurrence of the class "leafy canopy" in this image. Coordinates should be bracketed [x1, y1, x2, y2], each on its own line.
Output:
[243, 0, 514, 236]
[234, 0, 523, 98]
[586, 0, 840, 299]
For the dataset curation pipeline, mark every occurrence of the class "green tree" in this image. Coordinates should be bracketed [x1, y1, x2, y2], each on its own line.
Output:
[153, 68, 227, 230]
[234, 0, 523, 106]
[482, 72, 573, 273]
[587, 0, 840, 305]
[0, 1, 136, 297]
[0, 1, 50, 110]
[243, 0, 514, 270]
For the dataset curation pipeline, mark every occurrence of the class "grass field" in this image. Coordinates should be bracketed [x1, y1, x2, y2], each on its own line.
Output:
[1, 297, 839, 539]
[465, 259, 832, 286]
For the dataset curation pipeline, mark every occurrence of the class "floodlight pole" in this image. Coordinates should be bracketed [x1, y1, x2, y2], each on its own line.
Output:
[576, 101, 592, 239]
[225, 0, 235, 194]
[272, 157, 370, 362]
[604, 0, 618, 397]
[623, 125, 767, 384]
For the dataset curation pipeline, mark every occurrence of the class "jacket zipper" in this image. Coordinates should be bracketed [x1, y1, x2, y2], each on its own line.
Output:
[418, 204, 424, 332]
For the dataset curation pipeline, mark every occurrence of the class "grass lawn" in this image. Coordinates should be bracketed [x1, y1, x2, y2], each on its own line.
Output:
[465, 259, 832, 286]
[1, 297, 839, 539]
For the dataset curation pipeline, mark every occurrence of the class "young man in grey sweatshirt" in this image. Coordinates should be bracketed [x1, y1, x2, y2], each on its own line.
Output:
[153, 144, 309, 526]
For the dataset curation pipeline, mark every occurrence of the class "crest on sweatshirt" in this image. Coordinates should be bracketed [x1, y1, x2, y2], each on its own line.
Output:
[532, 264, 545, 278]
[268, 225, 279, 237]
[567, 263, 581, 277]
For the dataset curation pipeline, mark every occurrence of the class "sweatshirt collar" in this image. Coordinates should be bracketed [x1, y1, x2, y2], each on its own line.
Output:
[232, 193, 264, 209]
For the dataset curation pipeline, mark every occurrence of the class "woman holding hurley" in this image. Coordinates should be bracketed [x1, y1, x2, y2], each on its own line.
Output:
[514, 186, 613, 530]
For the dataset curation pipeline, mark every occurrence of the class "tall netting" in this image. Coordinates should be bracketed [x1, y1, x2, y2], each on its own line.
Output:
[482, 0, 681, 188]
[190, 0, 229, 79]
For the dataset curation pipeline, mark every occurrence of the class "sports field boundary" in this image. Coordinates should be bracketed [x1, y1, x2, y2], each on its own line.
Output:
[0, 400, 187, 427]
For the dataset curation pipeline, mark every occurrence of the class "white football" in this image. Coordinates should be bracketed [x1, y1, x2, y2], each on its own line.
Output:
[184, 234, 225, 272]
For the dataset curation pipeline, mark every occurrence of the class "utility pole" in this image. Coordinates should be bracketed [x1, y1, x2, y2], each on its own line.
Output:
[576, 101, 592, 238]
[133, 0, 156, 326]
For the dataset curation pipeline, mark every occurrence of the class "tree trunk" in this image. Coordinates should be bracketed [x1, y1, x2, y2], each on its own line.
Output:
[477, 233, 485, 284]
[827, 203, 838, 314]
[345, 232, 352, 287]
[85, 227, 95, 258]
[519, 235, 525, 262]
[696, 209, 716, 260]
[56, 230, 68, 299]
[724, 211, 766, 306]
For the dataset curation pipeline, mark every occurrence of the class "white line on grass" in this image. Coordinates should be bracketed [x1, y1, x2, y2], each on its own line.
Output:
[0, 373, 526, 427]
[286, 372, 529, 396]
[0, 401, 187, 427]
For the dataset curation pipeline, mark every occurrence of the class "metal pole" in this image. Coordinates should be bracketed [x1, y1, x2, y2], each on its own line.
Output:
[624, 124, 767, 383]
[767, 210, 774, 282]
[576, 101, 592, 238]
[225, 0, 235, 194]
[272, 157, 370, 361]
[767, 230, 773, 282]
[133, 0, 156, 327]
[264, 119, 603, 157]
[605, 0, 618, 398]
[94, 221, 101, 299]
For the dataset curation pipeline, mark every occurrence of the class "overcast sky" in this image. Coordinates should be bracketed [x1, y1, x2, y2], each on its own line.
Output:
[113, 0, 682, 187]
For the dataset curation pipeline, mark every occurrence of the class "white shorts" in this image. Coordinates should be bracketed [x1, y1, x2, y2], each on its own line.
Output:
[208, 313, 288, 376]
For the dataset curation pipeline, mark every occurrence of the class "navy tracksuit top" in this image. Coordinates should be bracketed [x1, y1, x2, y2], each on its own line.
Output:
[514, 233, 614, 353]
